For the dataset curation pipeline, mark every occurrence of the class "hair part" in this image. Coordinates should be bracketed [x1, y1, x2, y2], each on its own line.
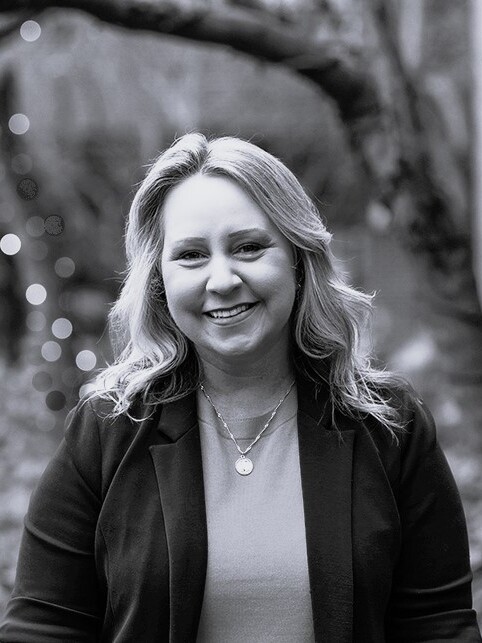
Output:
[91, 133, 405, 435]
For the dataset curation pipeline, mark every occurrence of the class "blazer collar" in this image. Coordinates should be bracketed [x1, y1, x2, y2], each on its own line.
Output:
[150, 375, 355, 643]
[150, 392, 207, 642]
[156, 389, 198, 442]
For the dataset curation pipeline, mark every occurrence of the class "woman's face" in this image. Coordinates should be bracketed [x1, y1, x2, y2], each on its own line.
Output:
[160, 174, 297, 367]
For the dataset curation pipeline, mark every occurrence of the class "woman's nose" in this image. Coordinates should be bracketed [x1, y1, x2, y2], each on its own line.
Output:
[205, 257, 242, 294]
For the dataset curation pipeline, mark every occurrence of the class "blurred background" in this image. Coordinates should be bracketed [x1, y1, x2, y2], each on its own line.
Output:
[0, 0, 481, 624]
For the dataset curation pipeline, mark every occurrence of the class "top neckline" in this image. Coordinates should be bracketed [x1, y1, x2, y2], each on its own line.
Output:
[196, 385, 298, 441]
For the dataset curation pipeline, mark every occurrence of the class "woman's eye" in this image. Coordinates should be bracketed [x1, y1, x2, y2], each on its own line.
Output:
[236, 243, 263, 254]
[177, 250, 205, 261]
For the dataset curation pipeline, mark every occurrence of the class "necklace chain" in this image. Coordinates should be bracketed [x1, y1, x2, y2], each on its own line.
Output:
[199, 380, 295, 457]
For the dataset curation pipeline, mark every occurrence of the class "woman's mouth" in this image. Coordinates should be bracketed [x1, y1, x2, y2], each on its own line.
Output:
[206, 303, 257, 319]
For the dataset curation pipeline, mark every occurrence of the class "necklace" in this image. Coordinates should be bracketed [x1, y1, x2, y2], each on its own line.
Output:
[199, 380, 295, 476]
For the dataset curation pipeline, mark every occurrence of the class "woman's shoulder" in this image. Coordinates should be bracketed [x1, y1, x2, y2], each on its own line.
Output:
[363, 380, 439, 469]
[63, 393, 160, 488]
[64, 393, 134, 444]
[382, 381, 436, 442]
[352, 382, 443, 505]
[66, 391, 159, 430]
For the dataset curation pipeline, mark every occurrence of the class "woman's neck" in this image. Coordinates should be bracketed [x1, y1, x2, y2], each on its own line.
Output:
[198, 352, 295, 419]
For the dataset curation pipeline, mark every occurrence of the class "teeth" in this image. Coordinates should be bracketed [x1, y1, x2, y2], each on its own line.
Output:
[209, 304, 253, 319]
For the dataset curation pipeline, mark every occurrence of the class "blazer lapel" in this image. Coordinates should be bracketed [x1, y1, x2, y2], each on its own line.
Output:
[298, 381, 355, 643]
[149, 391, 207, 643]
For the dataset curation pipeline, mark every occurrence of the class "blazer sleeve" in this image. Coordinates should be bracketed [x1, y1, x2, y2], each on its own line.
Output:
[0, 399, 104, 642]
[386, 393, 482, 642]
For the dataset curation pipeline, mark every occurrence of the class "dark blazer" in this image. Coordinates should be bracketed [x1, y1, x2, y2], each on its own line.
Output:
[1, 377, 480, 642]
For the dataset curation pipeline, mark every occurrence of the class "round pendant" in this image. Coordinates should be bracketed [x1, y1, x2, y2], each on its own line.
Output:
[235, 456, 253, 476]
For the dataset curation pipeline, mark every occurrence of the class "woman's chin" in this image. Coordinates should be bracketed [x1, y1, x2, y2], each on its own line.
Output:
[209, 341, 258, 361]
[195, 337, 263, 365]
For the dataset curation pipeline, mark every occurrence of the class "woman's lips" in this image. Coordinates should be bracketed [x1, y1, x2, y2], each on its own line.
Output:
[205, 302, 257, 319]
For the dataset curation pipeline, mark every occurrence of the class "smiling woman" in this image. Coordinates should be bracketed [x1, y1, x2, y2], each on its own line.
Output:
[160, 174, 297, 368]
[1, 134, 480, 643]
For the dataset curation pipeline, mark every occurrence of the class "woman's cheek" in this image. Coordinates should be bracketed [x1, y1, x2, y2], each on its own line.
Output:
[164, 269, 204, 312]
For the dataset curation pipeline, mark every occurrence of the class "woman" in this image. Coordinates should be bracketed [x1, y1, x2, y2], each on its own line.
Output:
[1, 134, 480, 642]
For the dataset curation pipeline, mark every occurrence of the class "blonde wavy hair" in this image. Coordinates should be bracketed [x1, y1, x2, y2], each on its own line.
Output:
[92, 133, 404, 433]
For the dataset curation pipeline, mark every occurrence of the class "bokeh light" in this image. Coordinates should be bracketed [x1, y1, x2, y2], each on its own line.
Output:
[44, 215, 64, 236]
[54, 256, 75, 278]
[41, 341, 61, 362]
[26, 310, 46, 332]
[76, 350, 97, 371]
[51, 317, 73, 339]
[32, 371, 53, 392]
[8, 113, 30, 135]
[0, 233, 21, 255]
[45, 390, 66, 411]
[26, 283, 46, 305]
[26, 216, 45, 237]
[17, 177, 38, 200]
[11, 153, 33, 174]
[20, 20, 41, 42]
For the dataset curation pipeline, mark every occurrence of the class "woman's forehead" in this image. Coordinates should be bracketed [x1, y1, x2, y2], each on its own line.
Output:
[160, 174, 280, 240]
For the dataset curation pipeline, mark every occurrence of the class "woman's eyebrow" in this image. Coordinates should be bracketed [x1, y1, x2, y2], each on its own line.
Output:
[169, 237, 205, 250]
[166, 229, 272, 254]
[227, 228, 270, 239]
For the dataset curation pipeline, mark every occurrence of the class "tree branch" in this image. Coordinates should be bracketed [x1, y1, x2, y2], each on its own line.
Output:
[0, 0, 380, 122]
[0, 0, 474, 295]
